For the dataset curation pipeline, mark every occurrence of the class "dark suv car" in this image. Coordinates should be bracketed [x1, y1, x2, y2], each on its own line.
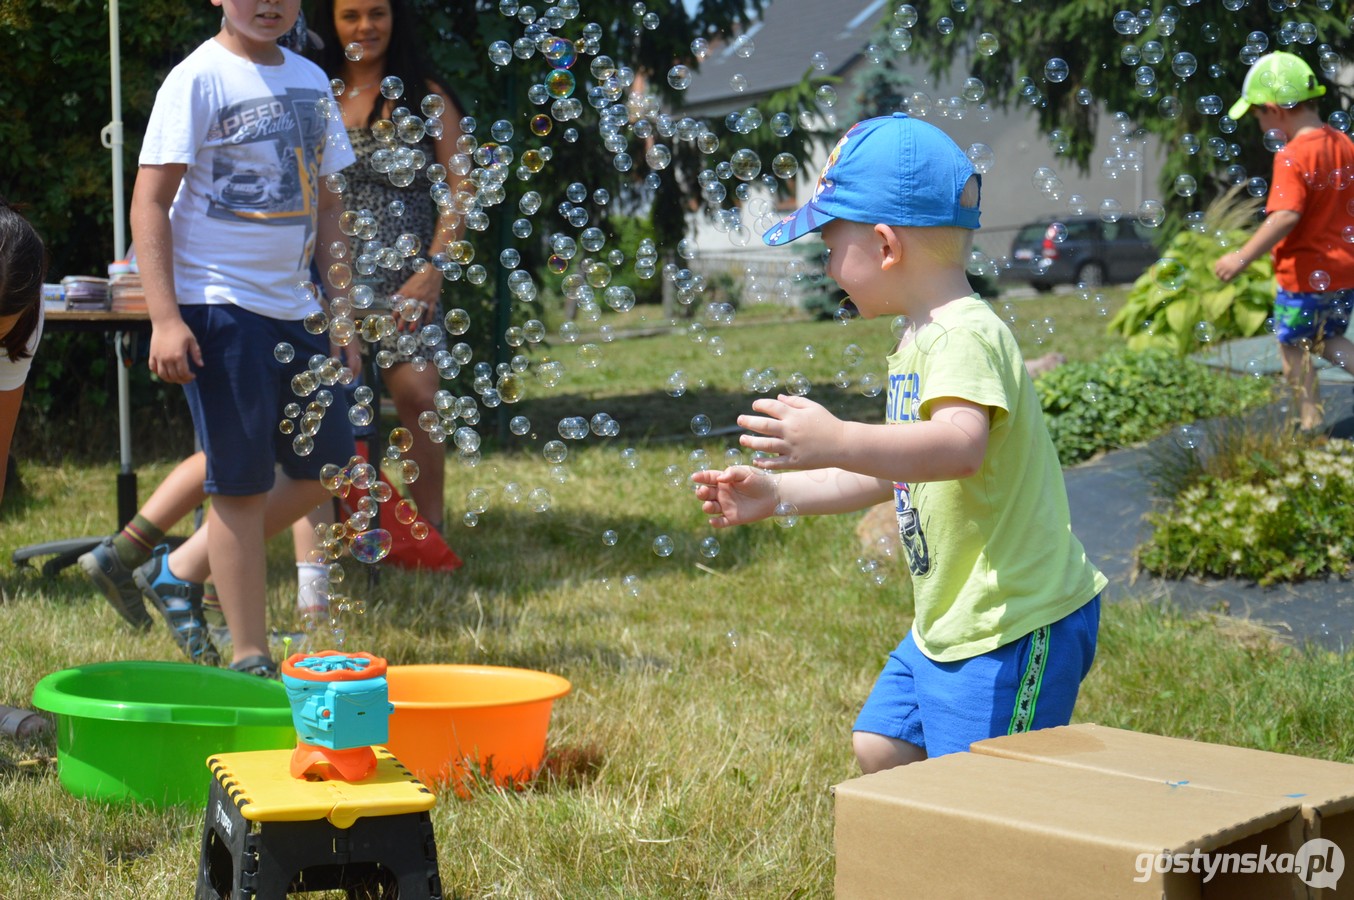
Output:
[1005, 216, 1159, 291]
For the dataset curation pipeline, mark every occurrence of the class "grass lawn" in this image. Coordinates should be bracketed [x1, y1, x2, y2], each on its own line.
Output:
[3, 287, 1352, 897]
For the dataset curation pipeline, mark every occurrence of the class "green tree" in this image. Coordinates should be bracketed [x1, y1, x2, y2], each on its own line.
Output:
[1, 0, 808, 279]
[897, 2, 1354, 229]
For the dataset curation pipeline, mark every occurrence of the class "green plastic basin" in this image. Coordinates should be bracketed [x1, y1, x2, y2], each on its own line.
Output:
[32, 661, 294, 808]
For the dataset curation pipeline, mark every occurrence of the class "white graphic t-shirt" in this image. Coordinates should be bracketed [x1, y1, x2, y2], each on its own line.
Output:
[139, 38, 355, 319]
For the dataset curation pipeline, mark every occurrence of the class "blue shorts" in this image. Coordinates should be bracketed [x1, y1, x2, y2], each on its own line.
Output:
[853, 595, 1101, 758]
[1273, 288, 1352, 345]
[181, 304, 355, 496]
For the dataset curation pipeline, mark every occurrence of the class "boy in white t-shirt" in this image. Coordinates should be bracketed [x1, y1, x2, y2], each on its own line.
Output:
[129, 0, 356, 677]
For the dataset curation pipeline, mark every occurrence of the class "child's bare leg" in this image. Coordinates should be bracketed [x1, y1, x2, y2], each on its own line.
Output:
[1318, 334, 1354, 375]
[1279, 342, 1322, 431]
[853, 731, 927, 774]
[206, 493, 270, 662]
[292, 504, 328, 563]
[166, 477, 331, 661]
[140, 452, 208, 528]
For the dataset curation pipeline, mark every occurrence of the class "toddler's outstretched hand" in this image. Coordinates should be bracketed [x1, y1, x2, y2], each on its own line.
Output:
[738, 394, 842, 470]
[690, 465, 779, 527]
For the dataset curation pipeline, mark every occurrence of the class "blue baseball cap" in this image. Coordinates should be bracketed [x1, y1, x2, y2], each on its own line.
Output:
[762, 113, 980, 246]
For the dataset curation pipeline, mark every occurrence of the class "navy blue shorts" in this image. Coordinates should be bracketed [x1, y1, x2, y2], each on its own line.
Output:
[853, 595, 1101, 758]
[1273, 288, 1352, 345]
[180, 304, 354, 496]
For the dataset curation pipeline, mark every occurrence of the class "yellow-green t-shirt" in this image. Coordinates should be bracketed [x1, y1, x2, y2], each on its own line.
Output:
[886, 295, 1106, 662]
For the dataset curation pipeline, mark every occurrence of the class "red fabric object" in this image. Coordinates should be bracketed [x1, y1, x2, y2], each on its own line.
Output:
[342, 442, 462, 573]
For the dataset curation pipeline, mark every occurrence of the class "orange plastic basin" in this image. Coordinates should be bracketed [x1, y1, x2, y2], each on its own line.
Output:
[384, 664, 570, 794]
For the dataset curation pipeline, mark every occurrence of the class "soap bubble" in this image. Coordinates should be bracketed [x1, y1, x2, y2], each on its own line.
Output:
[652, 534, 675, 557]
[1043, 58, 1069, 83]
[602, 529, 618, 546]
[274, 342, 295, 364]
[1153, 258, 1186, 291]
[465, 488, 489, 514]
[976, 32, 999, 56]
[350, 529, 393, 564]
[691, 414, 712, 437]
[344, 42, 363, 61]
[1137, 200, 1165, 228]
[1197, 95, 1222, 116]
[1173, 174, 1197, 197]
[380, 76, 404, 99]
[772, 153, 799, 180]
[1311, 270, 1332, 292]
[444, 308, 470, 335]
[527, 487, 552, 513]
[730, 149, 761, 181]
[543, 440, 568, 464]
[699, 535, 720, 559]
[1173, 425, 1203, 450]
[1263, 129, 1287, 153]
[1194, 321, 1216, 344]
[966, 143, 994, 174]
[1171, 52, 1197, 78]
[394, 499, 418, 526]
[667, 65, 692, 90]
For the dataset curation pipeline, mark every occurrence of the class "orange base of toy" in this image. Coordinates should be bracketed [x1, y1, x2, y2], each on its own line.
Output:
[289, 742, 377, 782]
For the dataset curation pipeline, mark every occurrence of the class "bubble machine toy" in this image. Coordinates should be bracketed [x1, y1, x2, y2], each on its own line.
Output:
[195, 651, 442, 899]
[281, 651, 393, 781]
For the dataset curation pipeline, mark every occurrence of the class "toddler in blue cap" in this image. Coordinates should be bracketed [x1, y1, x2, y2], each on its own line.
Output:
[692, 114, 1106, 772]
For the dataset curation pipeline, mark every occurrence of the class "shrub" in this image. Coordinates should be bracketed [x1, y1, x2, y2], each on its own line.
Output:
[1138, 442, 1354, 585]
[1036, 347, 1275, 465]
[1108, 185, 1273, 355]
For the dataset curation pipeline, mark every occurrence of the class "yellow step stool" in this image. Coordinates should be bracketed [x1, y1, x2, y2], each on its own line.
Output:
[195, 746, 441, 899]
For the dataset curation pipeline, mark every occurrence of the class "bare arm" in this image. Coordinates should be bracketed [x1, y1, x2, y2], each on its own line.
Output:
[691, 464, 892, 526]
[738, 394, 989, 484]
[695, 394, 990, 523]
[1214, 209, 1301, 282]
[393, 82, 465, 317]
[131, 163, 201, 383]
[316, 186, 361, 375]
[0, 385, 23, 507]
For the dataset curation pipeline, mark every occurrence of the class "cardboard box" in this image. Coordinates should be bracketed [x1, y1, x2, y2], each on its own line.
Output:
[835, 751, 1307, 899]
[971, 724, 1354, 896]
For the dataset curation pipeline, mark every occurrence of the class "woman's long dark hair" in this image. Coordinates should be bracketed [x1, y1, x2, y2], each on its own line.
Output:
[312, 0, 462, 128]
[0, 198, 46, 363]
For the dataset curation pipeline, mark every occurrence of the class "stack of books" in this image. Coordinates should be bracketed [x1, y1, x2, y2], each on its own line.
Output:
[61, 276, 110, 310]
[110, 274, 146, 313]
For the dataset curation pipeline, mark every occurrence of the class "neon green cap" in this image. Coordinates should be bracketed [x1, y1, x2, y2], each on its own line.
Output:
[1229, 52, 1326, 120]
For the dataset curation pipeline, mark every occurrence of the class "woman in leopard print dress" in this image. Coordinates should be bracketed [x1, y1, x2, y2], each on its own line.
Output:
[316, 0, 466, 530]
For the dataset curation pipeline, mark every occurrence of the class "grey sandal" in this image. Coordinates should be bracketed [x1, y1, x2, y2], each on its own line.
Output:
[229, 655, 279, 679]
[0, 705, 51, 742]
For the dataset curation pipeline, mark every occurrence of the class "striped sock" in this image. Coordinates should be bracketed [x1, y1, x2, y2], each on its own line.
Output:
[201, 583, 226, 629]
[111, 514, 163, 568]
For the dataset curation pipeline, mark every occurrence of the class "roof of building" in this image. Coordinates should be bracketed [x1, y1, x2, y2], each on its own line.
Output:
[677, 0, 885, 109]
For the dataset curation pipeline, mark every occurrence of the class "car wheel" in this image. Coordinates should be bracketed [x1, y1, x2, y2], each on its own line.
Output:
[1075, 261, 1106, 287]
[1032, 281, 1054, 294]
